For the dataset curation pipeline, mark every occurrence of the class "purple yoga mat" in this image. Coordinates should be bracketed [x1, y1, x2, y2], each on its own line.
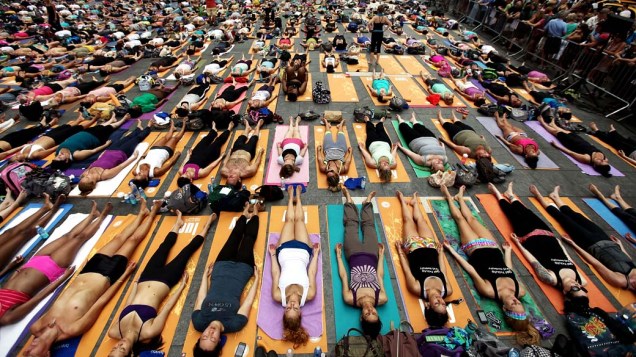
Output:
[525, 121, 624, 176]
[470, 79, 498, 103]
[257, 233, 323, 339]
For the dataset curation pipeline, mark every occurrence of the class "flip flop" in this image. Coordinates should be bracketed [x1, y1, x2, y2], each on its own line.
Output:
[456, 108, 469, 116]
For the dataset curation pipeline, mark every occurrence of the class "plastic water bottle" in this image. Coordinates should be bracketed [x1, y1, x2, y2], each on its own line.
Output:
[36, 226, 49, 240]
[313, 347, 321, 357]
[286, 349, 293, 357]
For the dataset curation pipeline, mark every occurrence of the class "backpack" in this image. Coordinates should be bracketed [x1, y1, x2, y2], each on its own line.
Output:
[427, 170, 456, 188]
[312, 81, 331, 104]
[326, 22, 336, 32]
[376, 322, 419, 357]
[454, 163, 478, 188]
[406, 46, 426, 55]
[0, 162, 36, 197]
[208, 184, 250, 214]
[254, 185, 284, 202]
[417, 327, 466, 357]
[353, 106, 374, 122]
[347, 22, 359, 32]
[247, 107, 280, 125]
[166, 184, 208, 214]
[22, 169, 71, 200]
[335, 328, 383, 357]
[136, 75, 155, 91]
[297, 110, 321, 121]
[333, 35, 347, 50]
[481, 68, 499, 81]
[389, 97, 409, 112]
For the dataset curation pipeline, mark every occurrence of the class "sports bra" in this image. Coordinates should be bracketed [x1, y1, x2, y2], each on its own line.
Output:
[118, 304, 158, 340]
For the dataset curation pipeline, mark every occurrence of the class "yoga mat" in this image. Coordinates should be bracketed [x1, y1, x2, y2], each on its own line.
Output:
[390, 76, 432, 107]
[285, 73, 313, 102]
[583, 198, 635, 238]
[425, 197, 546, 334]
[169, 82, 217, 115]
[346, 55, 369, 73]
[475, 117, 559, 170]
[524, 121, 624, 177]
[431, 119, 474, 164]
[390, 120, 451, 178]
[219, 129, 270, 192]
[165, 130, 234, 194]
[378, 55, 405, 75]
[326, 204, 401, 339]
[476, 194, 615, 313]
[250, 40, 270, 54]
[110, 132, 163, 198]
[587, 134, 636, 169]
[264, 125, 310, 186]
[528, 197, 636, 307]
[351, 122, 411, 183]
[151, 131, 195, 196]
[377, 197, 473, 331]
[360, 76, 390, 106]
[9, 213, 115, 357]
[469, 79, 498, 104]
[215, 82, 250, 114]
[266, 82, 281, 112]
[319, 53, 342, 72]
[414, 67, 467, 108]
[395, 55, 428, 75]
[313, 125, 359, 189]
[138, 90, 180, 120]
[93, 215, 206, 356]
[326, 74, 359, 102]
[181, 210, 269, 357]
[256, 206, 327, 353]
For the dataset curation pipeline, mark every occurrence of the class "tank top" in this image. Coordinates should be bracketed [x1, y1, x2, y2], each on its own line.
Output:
[349, 253, 381, 306]
[368, 141, 393, 165]
[522, 234, 581, 288]
[89, 150, 128, 170]
[56, 131, 101, 156]
[407, 247, 448, 299]
[372, 18, 385, 33]
[516, 137, 538, 153]
[468, 248, 519, 299]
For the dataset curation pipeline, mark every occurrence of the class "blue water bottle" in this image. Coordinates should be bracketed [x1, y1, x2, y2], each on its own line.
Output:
[36, 226, 49, 240]
[313, 347, 322, 357]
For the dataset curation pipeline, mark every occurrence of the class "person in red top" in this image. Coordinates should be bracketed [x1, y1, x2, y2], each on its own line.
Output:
[207, 0, 218, 25]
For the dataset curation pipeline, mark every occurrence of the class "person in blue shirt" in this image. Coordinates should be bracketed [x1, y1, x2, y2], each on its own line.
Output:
[543, 12, 567, 59]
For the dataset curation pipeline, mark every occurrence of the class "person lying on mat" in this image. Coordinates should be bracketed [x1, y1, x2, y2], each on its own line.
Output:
[247, 75, 279, 110]
[191, 204, 261, 356]
[588, 122, 636, 167]
[335, 188, 387, 338]
[395, 191, 454, 327]
[395, 113, 448, 173]
[358, 116, 398, 183]
[507, 64, 553, 87]
[210, 77, 255, 110]
[127, 82, 181, 119]
[282, 65, 309, 102]
[488, 183, 589, 302]
[0, 116, 56, 161]
[441, 185, 540, 345]
[0, 188, 27, 226]
[258, 57, 281, 80]
[23, 200, 162, 357]
[270, 186, 320, 348]
[78, 76, 137, 108]
[202, 55, 235, 77]
[589, 184, 636, 235]
[492, 112, 540, 169]
[317, 120, 353, 192]
[38, 76, 111, 107]
[173, 56, 200, 80]
[108, 211, 212, 357]
[178, 122, 234, 184]
[532, 185, 636, 292]
[230, 54, 257, 77]
[49, 115, 130, 171]
[367, 69, 393, 103]
[131, 121, 185, 189]
[174, 79, 214, 118]
[537, 115, 612, 177]
[321, 53, 340, 73]
[148, 54, 183, 73]
[77, 121, 151, 195]
[0, 197, 107, 326]
[477, 80, 523, 108]
[277, 33, 294, 50]
[277, 116, 308, 179]
[419, 71, 455, 106]
[220, 119, 266, 188]
[449, 77, 487, 106]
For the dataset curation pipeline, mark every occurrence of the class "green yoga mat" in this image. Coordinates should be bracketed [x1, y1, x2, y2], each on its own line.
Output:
[390, 120, 451, 178]
[326, 204, 401, 339]
[428, 198, 545, 332]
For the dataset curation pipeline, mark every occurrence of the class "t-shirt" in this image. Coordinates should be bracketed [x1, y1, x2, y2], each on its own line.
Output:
[191, 261, 252, 332]
[133, 93, 159, 113]
[56, 131, 101, 156]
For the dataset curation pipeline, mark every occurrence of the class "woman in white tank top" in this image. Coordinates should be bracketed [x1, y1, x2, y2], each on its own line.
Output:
[269, 186, 320, 348]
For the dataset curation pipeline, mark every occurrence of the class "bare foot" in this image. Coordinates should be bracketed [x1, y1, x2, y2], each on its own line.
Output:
[138, 198, 150, 216]
[529, 184, 541, 198]
[610, 185, 621, 201]
[589, 122, 599, 132]
[440, 185, 452, 200]
[89, 200, 98, 216]
[3, 188, 14, 203]
[287, 185, 294, 196]
[136, 119, 142, 130]
[454, 185, 465, 201]
[43, 193, 53, 209]
[227, 121, 235, 131]
[152, 199, 163, 211]
[396, 114, 404, 123]
[410, 192, 419, 206]
[342, 186, 352, 203]
[364, 191, 376, 204]
[504, 182, 514, 200]
[548, 186, 561, 202]
[102, 202, 113, 216]
[588, 183, 601, 197]
[487, 183, 502, 199]
[175, 210, 184, 228]
[396, 190, 404, 203]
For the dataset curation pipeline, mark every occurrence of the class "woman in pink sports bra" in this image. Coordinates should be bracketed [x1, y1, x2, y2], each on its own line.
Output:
[450, 77, 487, 106]
[492, 112, 541, 169]
[277, 116, 308, 179]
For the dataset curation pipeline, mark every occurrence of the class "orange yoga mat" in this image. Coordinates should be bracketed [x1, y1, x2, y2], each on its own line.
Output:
[360, 76, 390, 106]
[170, 82, 218, 115]
[165, 130, 234, 194]
[377, 197, 473, 331]
[395, 55, 428, 75]
[346, 55, 369, 73]
[476, 194, 616, 313]
[326, 74, 359, 102]
[111, 131, 162, 198]
[528, 197, 636, 307]
[587, 134, 636, 169]
[351, 122, 411, 183]
[390, 76, 430, 107]
[256, 205, 327, 354]
[319, 53, 342, 73]
[313, 125, 359, 189]
[378, 55, 405, 75]
[94, 215, 207, 356]
[181, 210, 269, 357]
[267, 82, 281, 112]
[285, 73, 313, 102]
[219, 129, 270, 192]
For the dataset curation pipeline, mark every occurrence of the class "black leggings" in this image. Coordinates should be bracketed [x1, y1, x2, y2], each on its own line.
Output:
[611, 207, 636, 233]
[75, 79, 107, 94]
[138, 232, 204, 287]
[85, 125, 117, 143]
[44, 124, 83, 144]
[442, 121, 475, 140]
[364, 121, 391, 149]
[109, 127, 151, 157]
[218, 85, 249, 102]
[499, 199, 551, 236]
[188, 129, 231, 167]
[188, 83, 212, 96]
[370, 32, 383, 53]
[591, 130, 636, 155]
[231, 134, 258, 157]
[1, 125, 46, 149]
[398, 122, 435, 144]
[216, 215, 259, 266]
[546, 205, 608, 250]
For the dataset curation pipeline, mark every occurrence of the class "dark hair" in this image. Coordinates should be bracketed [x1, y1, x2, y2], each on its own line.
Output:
[524, 155, 538, 169]
[99, 69, 109, 77]
[424, 307, 449, 327]
[327, 172, 340, 188]
[177, 176, 191, 187]
[475, 156, 498, 183]
[131, 178, 149, 189]
[174, 72, 182, 80]
[474, 98, 486, 107]
[326, 64, 334, 73]
[128, 106, 143, 118]
[564, 298, 635, 344]
[187, 48, 196, 56]
[80, 101, 92, 108]
[360, 318, 382, 339]
[593, 163, 612, 177]
[193, 339, 221, 357]
[377, 94, 388, 103]
[175, 107, 189, 117]
[49, 159, 71, 172]
[131, 336, 164, 357]
[287, 91, 298, 102]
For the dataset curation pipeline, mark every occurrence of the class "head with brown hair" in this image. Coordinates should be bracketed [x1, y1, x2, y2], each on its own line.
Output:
[505, 316, 541, 345]
[279, 163, 300, 179]
[282, 313, 309, 348]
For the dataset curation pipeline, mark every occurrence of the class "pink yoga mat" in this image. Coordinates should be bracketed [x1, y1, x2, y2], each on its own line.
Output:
[525, 121, 624, 176]
[217, 83, 249, 114]
[257, 233, 323, 339]
[264, 125, 310, 185]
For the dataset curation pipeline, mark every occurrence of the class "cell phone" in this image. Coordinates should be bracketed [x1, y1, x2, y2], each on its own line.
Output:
[477, 310, 488, 324]
[234, 342, 247, 357]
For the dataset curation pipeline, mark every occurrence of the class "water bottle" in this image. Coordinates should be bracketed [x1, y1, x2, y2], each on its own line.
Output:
[36, 226, 49, 240]
[313, 347, 322, 357]
[286, 348, 293, 357]
[138, 188, 147, 200]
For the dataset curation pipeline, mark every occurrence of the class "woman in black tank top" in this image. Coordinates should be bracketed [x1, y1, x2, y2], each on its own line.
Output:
[367, 5, 391, 69]
[489, 183, 589, 303]
[441, 185, 540, 345]
[395, 191, 453, 327]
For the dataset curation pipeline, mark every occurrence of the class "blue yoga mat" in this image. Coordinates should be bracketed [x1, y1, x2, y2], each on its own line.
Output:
[326, 204, 401, 339]
[583, 198, 635, 240]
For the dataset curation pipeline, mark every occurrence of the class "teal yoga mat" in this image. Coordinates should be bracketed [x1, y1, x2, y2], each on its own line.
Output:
[390, 120, 451, 178]
[326, 204, 401, 338]
[583, 198, 635, 240]
[427, 198, 545, 332]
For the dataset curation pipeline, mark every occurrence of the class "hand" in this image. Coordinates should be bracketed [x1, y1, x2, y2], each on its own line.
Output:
[378, 243, 385, 256]
[105, 140, 112, 146]
[253, 265, 260, 279]
[179, 272, 189, 289]
[258, 147, 265, 155]
[175, 150, 181, 157]
[187, 148, 193, 156]
[62, 265, 76, 278]
[317, 145, 323, 151]
[391, 143, 398, 151]
[510, 233, 521, 245]
[442, 240, 454, 251]
[335, 243, 343, 255]
[12, 255, 24, 266]
[268, 243, 277, 255]
[277, 142, 282, 148]
[313, 242, 321, 255]
[132, 151, 139, 159]
[618, 150, 626, 158]
[358, 142, 364, 150]
[206, 262, 214, 278]
[396, 142, 403, 148]
[346, 147, 352, 154]
[550, 141, 559, 148]
[610, 235, 624, 249]
[495, 135, 504, 141]
[560, 234, 573, 245]
[436, 242, 443, 254]
[502, 241, 511, 251]
[124, 261, 137, 276]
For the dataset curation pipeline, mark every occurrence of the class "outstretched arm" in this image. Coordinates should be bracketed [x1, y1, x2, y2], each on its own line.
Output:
[512, 235, 557, 286]
[561, 235, 625, 288]
[358, 142, 378, 169]
[237, 268, 259, 317]
[154, 151, 181, 177]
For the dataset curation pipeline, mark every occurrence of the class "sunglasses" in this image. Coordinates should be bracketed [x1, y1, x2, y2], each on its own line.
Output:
[567, 285, 588, 294]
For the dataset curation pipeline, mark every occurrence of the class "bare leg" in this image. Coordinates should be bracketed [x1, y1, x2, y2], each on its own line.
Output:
[165, 118, 187, 148]
[97, 199, 150, 257]
[277, 186, 296, 247]
[397, 191, 418, 242]
[547, 186, 565, 208]
[154, 121, 176, 146]
[0, 190, 27, 220]
[342, 186, 353, 204]
[441, 185, 479, 244]
[610, 185, 632, 211]
[113, 200, 161, 258]
[411, 192, 434, 238]
[294, 187, 310, 246]
[589, 184, 618, 210]
[488, 183, 505, 201]
[530, 184, 554, 209]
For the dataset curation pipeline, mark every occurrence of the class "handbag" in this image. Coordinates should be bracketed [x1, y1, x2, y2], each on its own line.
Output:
[254, 185, 284, 202]
[427, 170, 456, 188]
[323, 110, 343, 123]
[335, 328, 383, 357]
[377, 322, 419, 357]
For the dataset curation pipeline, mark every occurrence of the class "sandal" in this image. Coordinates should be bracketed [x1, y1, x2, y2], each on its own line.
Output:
[456, 108, 469, 116]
